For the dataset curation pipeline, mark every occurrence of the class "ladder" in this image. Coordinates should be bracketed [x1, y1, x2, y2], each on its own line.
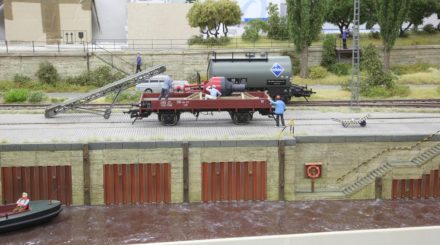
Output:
[44, 65, 166, 119]
[350, 0, 361, 107]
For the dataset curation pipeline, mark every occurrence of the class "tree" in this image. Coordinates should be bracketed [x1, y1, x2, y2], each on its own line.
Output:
[267, 3, 289, 40]
[286, 0, 327, 78]
[373, 0, 411, 70]
[400, 0, 438, 36]
[325, 0, 353, 35]
[187, 0, 241, 38]
[218, 0, 242, 37]
[242, 19, 268, 42]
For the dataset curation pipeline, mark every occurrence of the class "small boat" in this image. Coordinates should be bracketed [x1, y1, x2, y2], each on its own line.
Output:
[0, 200, 62, 233]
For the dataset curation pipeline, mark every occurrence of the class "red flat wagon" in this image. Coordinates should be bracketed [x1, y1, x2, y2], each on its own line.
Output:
[127, 91, 274, 126]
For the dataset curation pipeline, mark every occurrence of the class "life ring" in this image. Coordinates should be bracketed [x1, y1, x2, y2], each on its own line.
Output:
[306, 165, 321, 179]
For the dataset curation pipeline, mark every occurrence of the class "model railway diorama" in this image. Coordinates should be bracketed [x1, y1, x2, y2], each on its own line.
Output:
[44, 53, 314, 125]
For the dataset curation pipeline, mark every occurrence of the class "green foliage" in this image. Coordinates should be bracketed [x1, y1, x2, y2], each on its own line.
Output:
[359, 44, 404, 97]
[64, 66, 124, 87]
[309, 66, 328, 79]
[391, 63, 433, 75]
[321, 34, 337, 68]
[423, 24, 438, 34]
[4, 89, 29, 103]
[267, 3, 289, 40]
[50, 97, 66, 103]
[325, 0, 353, 35]
[36, 62, 59, 85]
[407, 0, 438, 29]
[287, 0, 327, 52]
[105, 90, 142, 103]
[28, 91, 47, 103]
[329, 63, 350, 76]
[437, 86, 440, 95]
[368, 31, 381, 39]
[187, 0, 241, 37]
[287, 0, 327, 77]
[373, 0, 411, 59]
[187, 35, 231, 46]
[280, 50, 300, 75]
[13, 74, 31, 85]
[0, 80, 15, 91]
[241, 19, 268, 42]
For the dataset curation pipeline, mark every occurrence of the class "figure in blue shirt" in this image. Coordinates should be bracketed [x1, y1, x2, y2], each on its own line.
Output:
[205, 85, 222, 100]
[158, 75, 173, 101]
[268, 94, 286, 127]
[136, 53, 142, 73]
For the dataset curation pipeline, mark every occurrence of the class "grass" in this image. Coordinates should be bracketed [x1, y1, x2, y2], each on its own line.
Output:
[0, 80, 95, 93]
[397, 68, 440, 84]
[188, 32, 440, 49]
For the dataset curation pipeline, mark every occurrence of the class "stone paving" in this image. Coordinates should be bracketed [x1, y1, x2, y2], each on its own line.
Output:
[0, 109, 439, 144]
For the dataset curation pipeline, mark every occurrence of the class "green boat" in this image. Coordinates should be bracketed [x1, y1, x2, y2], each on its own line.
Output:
[0, 200, 62, 233]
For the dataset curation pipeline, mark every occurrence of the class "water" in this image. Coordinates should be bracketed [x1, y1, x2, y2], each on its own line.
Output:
[1, 199, 440, 244]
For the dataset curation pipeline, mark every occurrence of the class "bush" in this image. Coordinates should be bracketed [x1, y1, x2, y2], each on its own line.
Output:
[36, 62, 59, 85]
[64, 66, 124, 87]
[329, 63, 350, 76]
[28, 91, 47, 103]
[309, 66, 328, 79]
[187, 35, 231, 46]
[105, 90, 141, 103]
[368, 31, 381, 39]
[4, 89, 29, 103]
[13, 74, 31, 85]
[242, 26, 260, 42]
[321, 34, 337, 69]
[423, 24, 437, 34]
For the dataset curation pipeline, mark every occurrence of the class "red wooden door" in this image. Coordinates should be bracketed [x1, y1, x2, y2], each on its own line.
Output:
[202, 161, 267, 202]
[1, 166, 72, 205]
[392, 166, 439, 199]
[103, 163, 171, 205]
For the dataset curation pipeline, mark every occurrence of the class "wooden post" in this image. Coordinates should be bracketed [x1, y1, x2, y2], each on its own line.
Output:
[311, 179, 315, 193]
[83, 144, 91, 205]
[182, 142, 189, 203]
[375, 177, 383, 199]
[278, 140, 285, 201]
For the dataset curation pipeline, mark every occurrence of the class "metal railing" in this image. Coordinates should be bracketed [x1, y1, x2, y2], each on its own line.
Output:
[0, 38, 295, 54]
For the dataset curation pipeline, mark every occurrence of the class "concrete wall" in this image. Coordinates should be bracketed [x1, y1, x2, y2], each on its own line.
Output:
[127, 3, 199, 40]
[0, 45, 439, 81]
[0, 136, 439, 205]
[4, 0, 92, 42]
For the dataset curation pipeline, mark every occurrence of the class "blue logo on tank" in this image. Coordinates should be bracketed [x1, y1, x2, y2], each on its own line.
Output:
[271, 63, 284, 77]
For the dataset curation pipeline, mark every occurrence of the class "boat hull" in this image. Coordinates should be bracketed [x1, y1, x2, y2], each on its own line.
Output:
[0, 200, 62, 233]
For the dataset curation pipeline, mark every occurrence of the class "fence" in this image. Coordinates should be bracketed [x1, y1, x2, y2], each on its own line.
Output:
[0, 38, 295, 54]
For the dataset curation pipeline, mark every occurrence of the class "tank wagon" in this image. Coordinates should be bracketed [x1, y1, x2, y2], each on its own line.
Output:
[207, 52, 314, 101]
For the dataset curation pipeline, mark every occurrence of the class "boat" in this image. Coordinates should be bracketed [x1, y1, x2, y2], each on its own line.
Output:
[0, 200, 62, 233]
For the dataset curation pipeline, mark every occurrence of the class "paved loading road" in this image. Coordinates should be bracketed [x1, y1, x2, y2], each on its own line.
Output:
[0, 110, 439, 143]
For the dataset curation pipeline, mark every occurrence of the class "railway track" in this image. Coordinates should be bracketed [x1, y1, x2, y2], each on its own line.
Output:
[0, 99, 440, 110]
[290, 99, 440, 108]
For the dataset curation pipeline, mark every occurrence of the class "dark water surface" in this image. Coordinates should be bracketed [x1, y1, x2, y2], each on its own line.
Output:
[1, 199, 440, 244]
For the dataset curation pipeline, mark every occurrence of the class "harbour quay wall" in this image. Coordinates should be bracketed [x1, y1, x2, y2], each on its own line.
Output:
[0, 135, 439, 205]
[0, 45, 439, 81]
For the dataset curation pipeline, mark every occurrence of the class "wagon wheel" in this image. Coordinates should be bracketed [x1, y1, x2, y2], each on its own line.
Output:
[232, 112, 251, 125]
[160, 112, 180, 126]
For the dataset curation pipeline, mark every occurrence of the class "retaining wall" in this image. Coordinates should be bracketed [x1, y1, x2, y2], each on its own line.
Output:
[1, 135, 439, 205]
[0, 45, 439, 81]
